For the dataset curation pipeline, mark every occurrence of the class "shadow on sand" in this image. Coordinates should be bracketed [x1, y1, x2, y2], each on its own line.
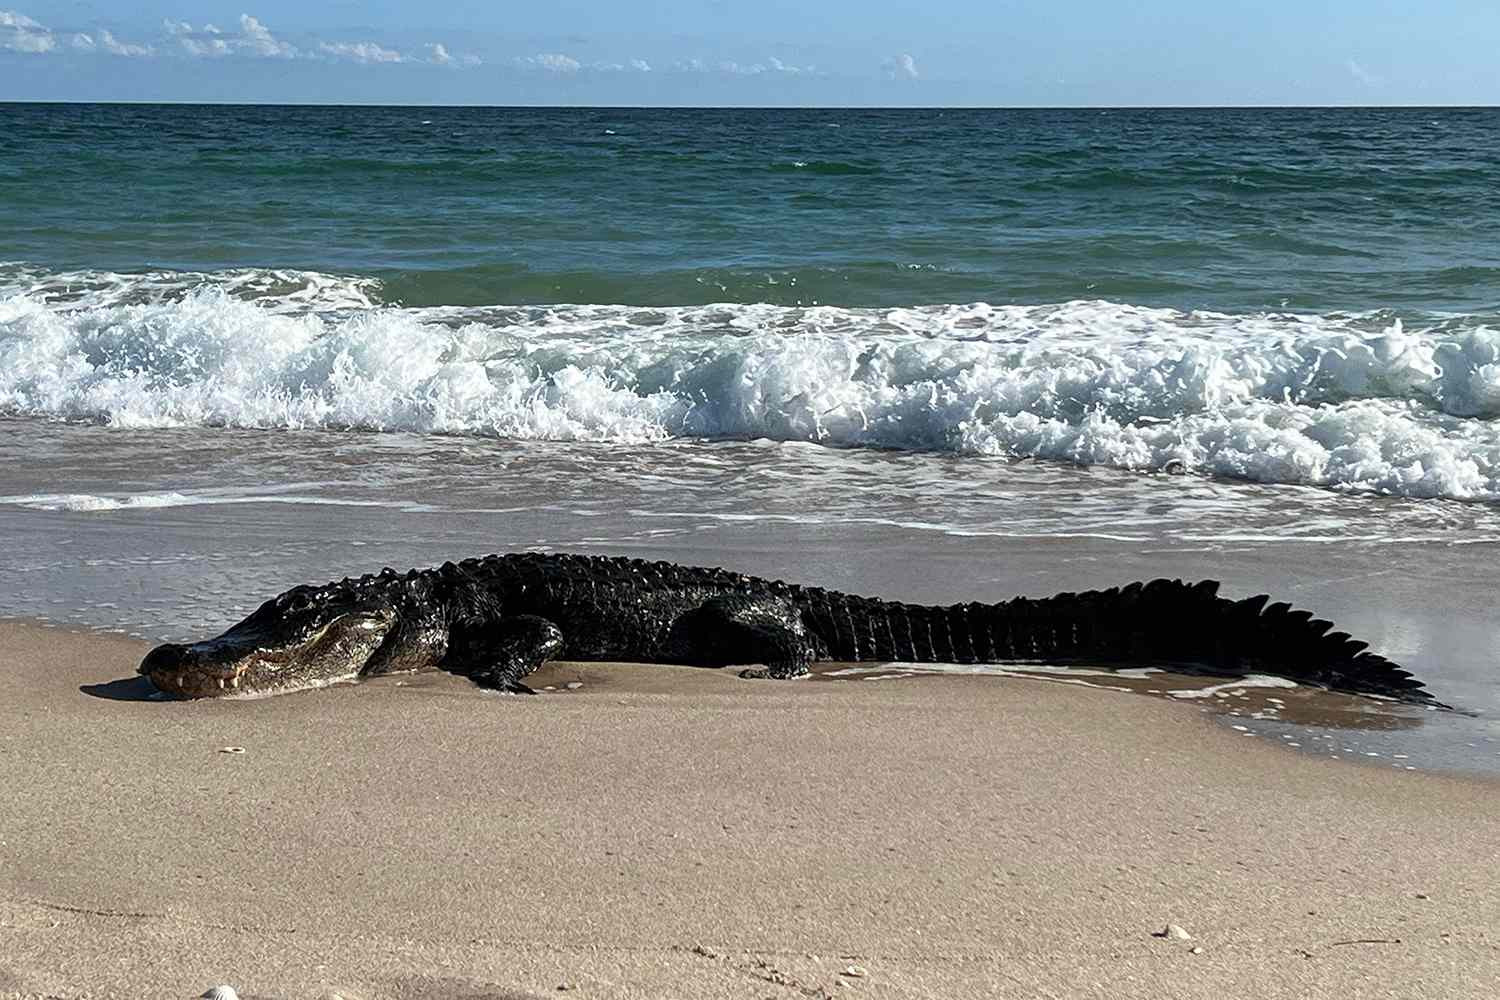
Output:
[80, 676, 167, 702]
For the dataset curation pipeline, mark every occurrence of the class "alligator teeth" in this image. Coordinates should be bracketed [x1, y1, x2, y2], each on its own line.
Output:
[217, 678, 226, 690]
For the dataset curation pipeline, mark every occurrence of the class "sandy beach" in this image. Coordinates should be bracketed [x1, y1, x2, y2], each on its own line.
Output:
[9, 86, 1500, 1000]
[2, 620, 1497, 999]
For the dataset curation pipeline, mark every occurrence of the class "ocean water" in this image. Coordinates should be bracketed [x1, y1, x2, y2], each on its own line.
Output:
[5, 105, 1500, 497]
[3, 104, 1499, 773]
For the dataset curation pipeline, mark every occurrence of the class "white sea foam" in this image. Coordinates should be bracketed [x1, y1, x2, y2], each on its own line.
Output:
[0, 491, 403, 512]
[0, 262, 380, 312]
[1165, 675, 1300, 699]
[822, 663, 1302, 698]
[6, 268, 1500, 500]
[0, 491, 201, 511]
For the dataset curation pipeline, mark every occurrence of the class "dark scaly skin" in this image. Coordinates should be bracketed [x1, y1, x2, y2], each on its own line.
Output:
[139, 552, 1437, 704]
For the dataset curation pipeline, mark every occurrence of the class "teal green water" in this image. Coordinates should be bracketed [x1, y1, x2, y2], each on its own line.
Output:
[3, 104, 1498, 313]
[6, 105, 1500, 501]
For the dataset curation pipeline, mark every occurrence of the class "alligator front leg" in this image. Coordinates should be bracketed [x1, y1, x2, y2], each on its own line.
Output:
[443, 614, 565, 694]
[670, 595, 817, 679]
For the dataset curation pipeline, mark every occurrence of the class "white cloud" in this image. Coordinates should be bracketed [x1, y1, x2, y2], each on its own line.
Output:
[166, 14, 295, 59]
[0, 9, 56, 53]
[671, 55, 811, 77]
[514, 53, 674, 74]
[320, 40, 403, 64]
[237, 14, 295, 58]
[517, 52, 581, 73]
[0, 10, 480, 70]
[2, 10, 151, 57]
[96, 29, 153, 58]
[883, 52, 919, 80]
[1347, 58, 1379, 88]
[591, 58, 653, 72]
[425, 43, 480, 67]
[166, 15, 475, 68]
[7, 9, 468, 67]
[164, 20, 229, 57]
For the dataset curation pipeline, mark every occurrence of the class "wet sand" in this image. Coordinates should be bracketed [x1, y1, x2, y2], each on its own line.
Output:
[6, 422, 1500, 775]
[2, 621, 1498, 999]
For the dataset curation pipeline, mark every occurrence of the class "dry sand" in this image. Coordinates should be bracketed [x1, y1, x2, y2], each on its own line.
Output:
[1, 621, 1498, 1000]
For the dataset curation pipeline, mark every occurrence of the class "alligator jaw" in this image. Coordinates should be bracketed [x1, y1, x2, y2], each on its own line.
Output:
[138, 640, 366, 699]
[138, 608, 397, 699]
[139, 641, 262, 699]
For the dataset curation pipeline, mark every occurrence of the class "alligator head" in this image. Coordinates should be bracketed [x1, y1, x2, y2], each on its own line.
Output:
[139, 573, 440, 698]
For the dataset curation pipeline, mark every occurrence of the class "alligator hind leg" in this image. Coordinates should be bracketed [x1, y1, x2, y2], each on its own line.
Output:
[443, 614, 565, 694]
[669, 595, 817, 679]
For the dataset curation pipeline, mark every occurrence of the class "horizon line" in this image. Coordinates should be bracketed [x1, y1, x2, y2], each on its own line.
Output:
[1, 100, 1497, 111]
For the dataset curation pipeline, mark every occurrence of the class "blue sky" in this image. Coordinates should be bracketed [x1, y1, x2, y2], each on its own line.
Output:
[2, 1, 1498, 105]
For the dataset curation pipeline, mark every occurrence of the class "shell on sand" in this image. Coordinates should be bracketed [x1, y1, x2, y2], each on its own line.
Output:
[201, 987, 240, 1000]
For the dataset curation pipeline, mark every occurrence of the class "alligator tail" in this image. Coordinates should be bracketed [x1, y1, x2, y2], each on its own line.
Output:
[806, 580, 1432, 704]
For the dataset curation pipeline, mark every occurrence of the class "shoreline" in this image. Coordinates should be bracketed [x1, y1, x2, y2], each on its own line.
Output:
[4, 620, 1499, 998]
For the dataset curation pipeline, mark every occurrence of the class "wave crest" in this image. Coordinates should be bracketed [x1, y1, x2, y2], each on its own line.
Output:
[5, 267, 1500, 500]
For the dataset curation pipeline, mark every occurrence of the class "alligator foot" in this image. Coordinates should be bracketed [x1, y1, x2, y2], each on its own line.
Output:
[668, 595, 816, 679]
[443, 614, 564, 691]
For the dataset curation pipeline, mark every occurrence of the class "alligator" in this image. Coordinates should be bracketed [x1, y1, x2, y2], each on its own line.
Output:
[138, 552, 1435, 703]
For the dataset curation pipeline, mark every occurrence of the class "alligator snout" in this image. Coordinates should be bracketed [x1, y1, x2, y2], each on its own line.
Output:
[139, 640, 252, 697]
[139, 641, 187, 675]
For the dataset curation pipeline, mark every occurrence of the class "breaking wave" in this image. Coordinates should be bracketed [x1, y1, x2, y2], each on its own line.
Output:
[6, 265, 1500, 500]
